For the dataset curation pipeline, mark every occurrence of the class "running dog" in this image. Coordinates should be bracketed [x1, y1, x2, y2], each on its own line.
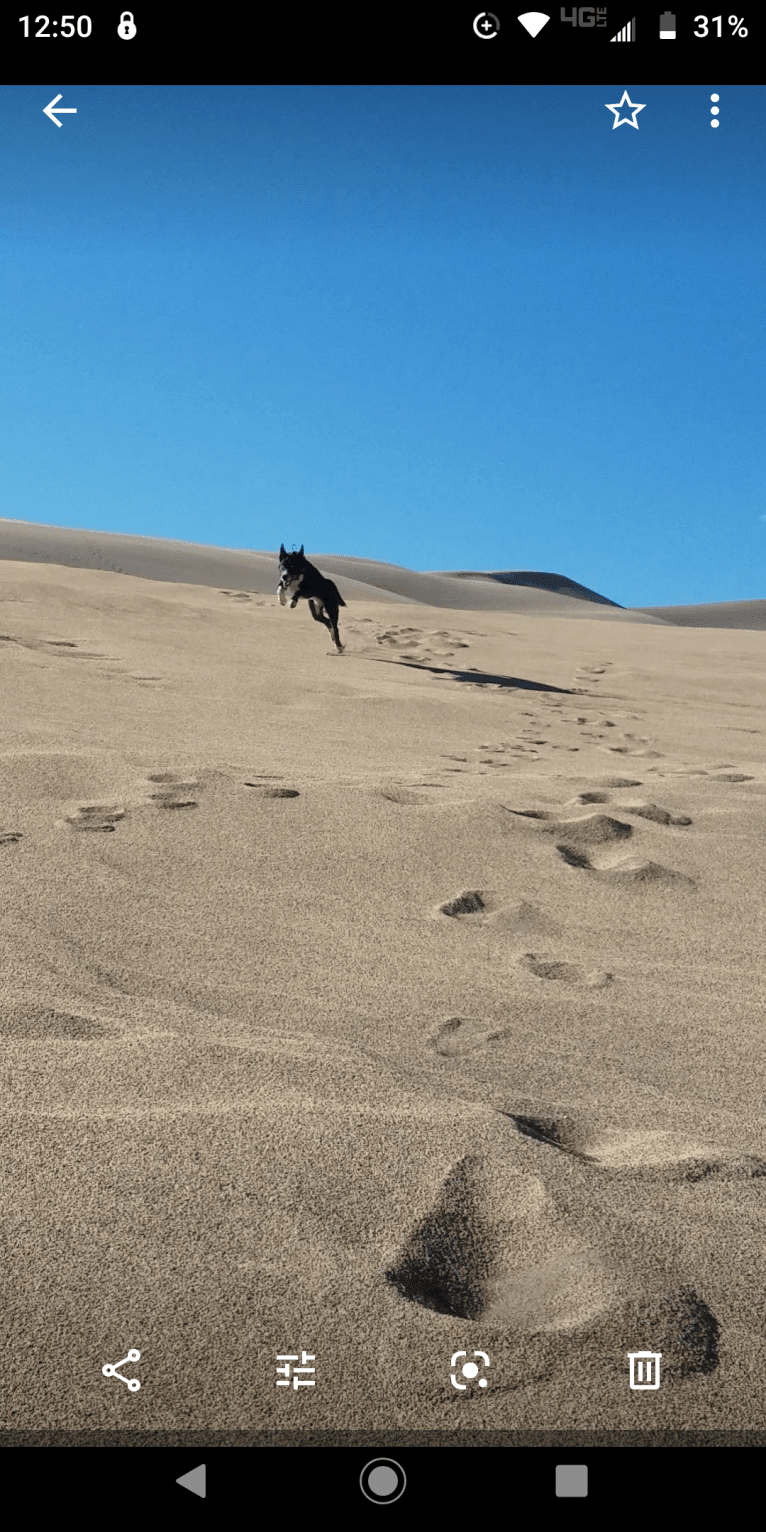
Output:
[277, 544, 346, 653]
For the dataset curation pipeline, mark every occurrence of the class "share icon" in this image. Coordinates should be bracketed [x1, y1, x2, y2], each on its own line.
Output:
[102, 1348, 141, 1392]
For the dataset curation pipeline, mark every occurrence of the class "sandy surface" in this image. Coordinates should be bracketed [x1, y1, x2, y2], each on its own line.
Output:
[1, 522, 765, 1436]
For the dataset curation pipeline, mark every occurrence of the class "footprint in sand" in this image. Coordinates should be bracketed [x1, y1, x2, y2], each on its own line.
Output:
[502, 806, 552, 821]
[382, 1152, 603, 1324]
[603, 741, 663, 758]
[439, 754, 469, 773]
[556, 845, 694, 884]
[428, 630, 470, 657]
[426, 1017, 509, 1057]
[565, 791, 691, 826]
[477, 742, 542, 766]
[146, 772, 199, 810]
[258, 787, 300, 799]
[0, 830, 22, 846]
[383, 1150, 622, 1333]
[599, 777, 644, 788]
[64, 804, 126, 832]
[503, 1111, 599, 1161]
[549, 812, 634, 846]
[384, 1123, 741, 1372]
[544, 812, 694, 883]
[375, 627, 423, 651]
[619, 801, 693, 827]
[517, 954, 613, 988]
[435, 890, 488, 918]
[572, 662, 611, 692]
[504, 1112, 766, 1183]
[563, 778, 640, 815]
[219, 590, 252, 601]
[241, 773, 300, 797]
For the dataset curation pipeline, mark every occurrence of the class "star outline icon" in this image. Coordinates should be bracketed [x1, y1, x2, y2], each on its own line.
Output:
[606, 91, 646, 129]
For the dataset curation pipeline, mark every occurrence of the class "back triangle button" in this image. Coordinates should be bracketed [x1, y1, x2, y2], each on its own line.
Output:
[176, 1463, 207, 1499]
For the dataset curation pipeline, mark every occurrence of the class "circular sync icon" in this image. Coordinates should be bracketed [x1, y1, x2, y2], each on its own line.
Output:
[360, 1458, 407, 1504]
[473, 12, 500, 39]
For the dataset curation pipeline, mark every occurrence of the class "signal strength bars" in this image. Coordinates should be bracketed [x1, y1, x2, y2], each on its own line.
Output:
[610, 15, 635, 40]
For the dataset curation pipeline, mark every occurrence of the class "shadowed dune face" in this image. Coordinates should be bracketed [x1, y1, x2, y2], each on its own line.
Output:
[0, 536, 765, 1436]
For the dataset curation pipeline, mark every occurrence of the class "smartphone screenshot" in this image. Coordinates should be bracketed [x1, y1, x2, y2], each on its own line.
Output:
[1, 4, 763, 1515]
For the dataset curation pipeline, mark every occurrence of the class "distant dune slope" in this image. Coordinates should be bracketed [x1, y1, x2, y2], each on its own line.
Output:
[0, 518, 761, 625]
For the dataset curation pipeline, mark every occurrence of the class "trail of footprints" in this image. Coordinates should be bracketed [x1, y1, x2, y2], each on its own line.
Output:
[61, 773, 201, 832]
[431, 779, 699, 962]
[0, 744, 761, 1374]
[427, 762, 760, 1042]
[413, 751, 763, 1354]
[0, 747, 754, 863]
[2, 627, 759, 1371]
[0, 770, 306, 843]
[344, 618, 474, 664]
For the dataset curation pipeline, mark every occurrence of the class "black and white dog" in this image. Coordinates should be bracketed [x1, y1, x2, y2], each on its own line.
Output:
[277, 544, 346, 653]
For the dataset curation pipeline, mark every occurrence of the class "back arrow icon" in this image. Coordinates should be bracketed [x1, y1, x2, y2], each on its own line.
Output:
[44, 94, 77, 127]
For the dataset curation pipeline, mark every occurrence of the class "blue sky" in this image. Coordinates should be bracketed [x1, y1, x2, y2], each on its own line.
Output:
[1, 84, 764, 607]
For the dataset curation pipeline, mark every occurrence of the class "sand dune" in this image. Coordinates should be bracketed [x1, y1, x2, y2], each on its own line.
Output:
[1, 522, 765, 1437]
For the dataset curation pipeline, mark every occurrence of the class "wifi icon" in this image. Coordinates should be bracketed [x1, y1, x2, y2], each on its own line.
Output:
[518, 10, 550, 34]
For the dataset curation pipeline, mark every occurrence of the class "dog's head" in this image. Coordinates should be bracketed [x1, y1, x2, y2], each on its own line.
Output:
[278, 543, 305, 584]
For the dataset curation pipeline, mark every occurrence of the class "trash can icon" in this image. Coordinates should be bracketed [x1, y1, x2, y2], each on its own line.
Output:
[628, 1351, 661, 1390]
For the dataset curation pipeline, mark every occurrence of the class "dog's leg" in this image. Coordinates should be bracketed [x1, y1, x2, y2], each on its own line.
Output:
[309, 599, 343, 650]
[327, 608, 344, 652]
[308, 598, 331, 630]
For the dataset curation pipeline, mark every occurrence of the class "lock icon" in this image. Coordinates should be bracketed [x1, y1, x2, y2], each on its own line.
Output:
[118, 10, 137, 38]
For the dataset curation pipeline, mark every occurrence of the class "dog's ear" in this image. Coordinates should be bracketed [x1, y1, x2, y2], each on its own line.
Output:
[279, 544, 286, 558]
[299, 544, 304, 556]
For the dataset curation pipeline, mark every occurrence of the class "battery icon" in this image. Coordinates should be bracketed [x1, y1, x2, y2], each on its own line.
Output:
[659, 10, 676, 37]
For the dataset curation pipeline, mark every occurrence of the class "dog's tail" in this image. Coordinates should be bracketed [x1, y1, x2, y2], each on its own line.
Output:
[338, 593, 346, 607]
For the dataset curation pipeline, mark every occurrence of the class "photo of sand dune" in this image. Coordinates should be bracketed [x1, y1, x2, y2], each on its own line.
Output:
[2, 518, 764, 1438]
[3, 79, 765, 1458]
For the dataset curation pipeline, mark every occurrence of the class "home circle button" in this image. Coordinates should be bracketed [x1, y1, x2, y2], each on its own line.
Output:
[360, 1458, 407, 1503]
